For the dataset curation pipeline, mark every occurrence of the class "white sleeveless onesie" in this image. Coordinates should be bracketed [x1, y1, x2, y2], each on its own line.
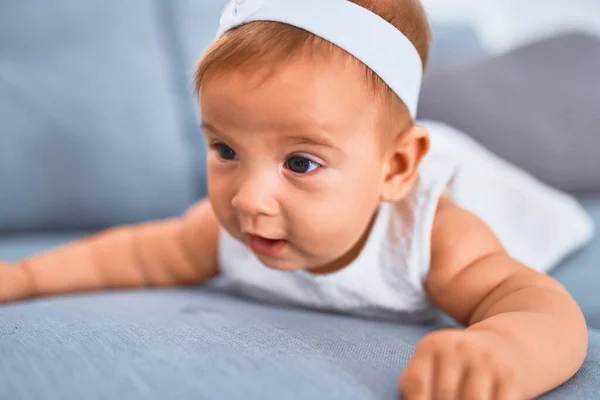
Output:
[217, 121, 594, 321]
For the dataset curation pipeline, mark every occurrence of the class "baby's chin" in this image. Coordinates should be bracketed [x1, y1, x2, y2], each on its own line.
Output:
[248, 245, 327, 273]
[254, 249, 349, 275]
[253, 252, 309, 272]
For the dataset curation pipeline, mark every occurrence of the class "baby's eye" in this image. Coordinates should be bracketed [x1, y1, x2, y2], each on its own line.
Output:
[213, 143, 239, 161]
[285, 156, 321, 174]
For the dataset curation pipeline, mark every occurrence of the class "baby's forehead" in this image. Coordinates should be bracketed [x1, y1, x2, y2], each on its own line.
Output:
[271, 52, 364, 84]
[203, 56, 378, 118]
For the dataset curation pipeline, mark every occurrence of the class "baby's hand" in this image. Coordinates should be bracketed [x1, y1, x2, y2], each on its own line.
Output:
[400, 329, 523, 400]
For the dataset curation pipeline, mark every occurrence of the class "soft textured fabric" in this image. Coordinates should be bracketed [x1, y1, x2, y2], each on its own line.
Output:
[0, 288, 599, 400]
[218, 122, 594, 322]
[0, 0, 202, 232]
[418, 33, 600, 194]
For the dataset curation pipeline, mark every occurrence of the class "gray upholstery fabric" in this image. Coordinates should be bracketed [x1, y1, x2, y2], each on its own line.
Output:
[418, 33, 600, 194]
[0, 288, 599, 400]
[0, 0, 202, 233]
[1, 197, 600, 399]
[0, 289, 420, 400]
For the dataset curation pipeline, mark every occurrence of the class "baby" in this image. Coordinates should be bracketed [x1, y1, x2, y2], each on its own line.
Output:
[0, 0, 589, 399]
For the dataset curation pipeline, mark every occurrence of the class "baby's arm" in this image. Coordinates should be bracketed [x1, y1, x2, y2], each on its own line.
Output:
[400, 197, 588, 400]
[0, 199, 220, 303]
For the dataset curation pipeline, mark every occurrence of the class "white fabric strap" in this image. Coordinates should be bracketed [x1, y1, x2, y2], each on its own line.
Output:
[217, 0, 423, 117]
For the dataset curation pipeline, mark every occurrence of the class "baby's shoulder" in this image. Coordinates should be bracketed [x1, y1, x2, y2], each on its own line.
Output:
[431, 197, 502, 261]
[426, 196, 505, 289]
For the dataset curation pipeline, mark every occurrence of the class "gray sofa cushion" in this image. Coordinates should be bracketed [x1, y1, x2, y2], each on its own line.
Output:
[0, 288, 598, 400]
[418, 33, 600, 194]
[0, 0, 202, 233]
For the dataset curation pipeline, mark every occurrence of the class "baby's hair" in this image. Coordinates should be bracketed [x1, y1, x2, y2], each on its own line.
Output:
[195, 0, 432, 143]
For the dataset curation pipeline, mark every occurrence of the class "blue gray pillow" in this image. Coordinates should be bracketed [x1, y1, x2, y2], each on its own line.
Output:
[418, 32, 600, 194]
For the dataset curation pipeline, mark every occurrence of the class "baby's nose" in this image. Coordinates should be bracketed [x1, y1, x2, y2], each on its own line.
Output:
[231, 177, 279, 217]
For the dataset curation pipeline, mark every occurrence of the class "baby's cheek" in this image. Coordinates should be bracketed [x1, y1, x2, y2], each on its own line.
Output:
[207, 183, 235, 228]
[305, 205, 361, 252]
[317, 187, 380, 249]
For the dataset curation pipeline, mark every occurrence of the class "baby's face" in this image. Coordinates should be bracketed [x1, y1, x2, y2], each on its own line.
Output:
[200, 56, 388, 273]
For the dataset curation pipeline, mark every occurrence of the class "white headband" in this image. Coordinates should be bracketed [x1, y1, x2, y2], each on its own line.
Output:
[216, 0, 423, 118]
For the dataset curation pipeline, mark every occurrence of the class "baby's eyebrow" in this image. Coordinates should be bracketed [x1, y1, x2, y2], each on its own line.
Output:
[202, 121, 343, 153]
[201, 122, 220, 135]
[282, 134, 336, 149]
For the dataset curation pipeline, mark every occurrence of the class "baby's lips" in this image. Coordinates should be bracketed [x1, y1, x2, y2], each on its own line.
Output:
[249, 235, 288, 257]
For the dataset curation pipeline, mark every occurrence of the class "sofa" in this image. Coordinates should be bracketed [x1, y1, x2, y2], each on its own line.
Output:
[1, 1, 599, 399]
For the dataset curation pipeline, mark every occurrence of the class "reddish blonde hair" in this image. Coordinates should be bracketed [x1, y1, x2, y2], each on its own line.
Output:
[195, 0, 432, 140]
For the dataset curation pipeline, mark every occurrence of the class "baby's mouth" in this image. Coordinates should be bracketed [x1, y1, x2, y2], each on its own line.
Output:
[248, 235, 288, 257]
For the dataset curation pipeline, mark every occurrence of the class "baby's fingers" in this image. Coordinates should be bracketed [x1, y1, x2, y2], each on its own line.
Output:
[460, 367, 495, 400]
[432, 351, 465, 400]
[493, 370, 522, 400]
[399, 352, 434, 400]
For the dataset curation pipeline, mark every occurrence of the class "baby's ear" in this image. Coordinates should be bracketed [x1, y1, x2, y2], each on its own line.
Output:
[381, 125, 430, 202]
